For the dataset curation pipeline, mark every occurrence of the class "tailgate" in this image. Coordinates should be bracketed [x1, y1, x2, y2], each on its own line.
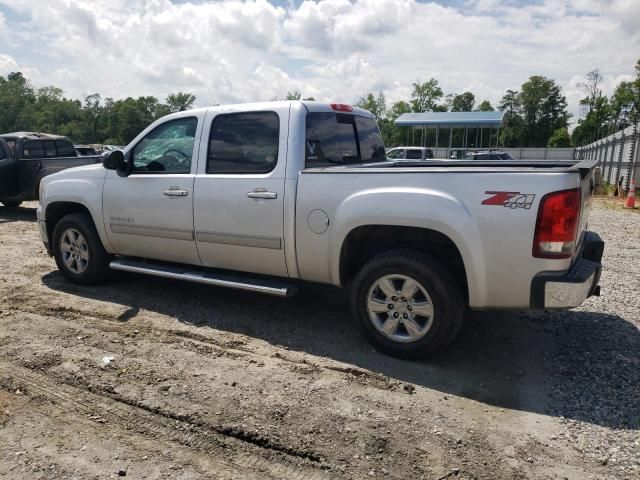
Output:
[576, 159, 597, 251]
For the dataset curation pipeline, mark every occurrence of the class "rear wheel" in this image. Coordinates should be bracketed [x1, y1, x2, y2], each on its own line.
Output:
[52, 213, 110, 285]
[350, 249, 464, 359]
[0, 200, 22, 208]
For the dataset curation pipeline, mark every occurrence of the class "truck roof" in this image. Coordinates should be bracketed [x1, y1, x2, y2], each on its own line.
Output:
[156, 100, 374, 124]
[0, 131, 69, 141]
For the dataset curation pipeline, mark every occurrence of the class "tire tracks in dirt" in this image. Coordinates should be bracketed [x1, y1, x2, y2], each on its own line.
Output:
[0, 362, 332, 480]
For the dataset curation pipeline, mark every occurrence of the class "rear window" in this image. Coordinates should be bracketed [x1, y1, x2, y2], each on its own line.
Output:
[55, 140, 76, 157]
[22, 140, 45, 159]
[305, 113, 385, 168]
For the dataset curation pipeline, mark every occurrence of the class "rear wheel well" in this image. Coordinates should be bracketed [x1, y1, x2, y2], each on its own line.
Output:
[340, 225, 468, 301]
[45, 202, 93, 242]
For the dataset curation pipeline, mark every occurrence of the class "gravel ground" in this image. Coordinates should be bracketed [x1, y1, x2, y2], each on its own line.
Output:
[0, 199, 638, 480]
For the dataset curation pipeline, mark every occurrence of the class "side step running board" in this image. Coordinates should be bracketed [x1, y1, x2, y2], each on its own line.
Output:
[109, 258, 298, 297]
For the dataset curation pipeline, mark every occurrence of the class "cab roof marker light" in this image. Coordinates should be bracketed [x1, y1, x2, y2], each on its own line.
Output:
[330, 103, 353, 112]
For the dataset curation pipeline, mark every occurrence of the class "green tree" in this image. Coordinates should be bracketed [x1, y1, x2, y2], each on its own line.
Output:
[450, 91, 475, 112]
[285, 91, 301, 100]
[166, 92, 196, 113]
[547, 127, 572, 148]
[518, 76, 569, 147]
[355, 92, 386, 122]
[476, 100, 494, 111]
[381, 100, 412, 147]
[410, 79, 443, 112]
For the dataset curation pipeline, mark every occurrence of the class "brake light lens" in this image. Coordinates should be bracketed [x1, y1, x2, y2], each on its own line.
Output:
[533, 188, 581, 258]
[330, 103, 353, 112]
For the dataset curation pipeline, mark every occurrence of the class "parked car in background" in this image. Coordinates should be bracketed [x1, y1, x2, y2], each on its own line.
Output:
[386, 147, 434, 161]
[75, 145, 99, 156]
[463, 150, 514, 160]
[0, 132, 101, 207]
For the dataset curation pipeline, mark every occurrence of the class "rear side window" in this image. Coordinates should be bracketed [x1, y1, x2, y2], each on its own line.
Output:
[207, 112, 280, 174]
[305, 113, 385, 168]
[43, 141, 57, 157]
[0, 144, 5, 160]
[55, 140, 76, 157]
[406, 149, 422, 160]
[22, 140, 45, 159]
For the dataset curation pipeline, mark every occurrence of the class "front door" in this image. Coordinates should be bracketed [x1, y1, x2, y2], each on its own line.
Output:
[193, 107, 289, 277]
[103, 115, 202, 265]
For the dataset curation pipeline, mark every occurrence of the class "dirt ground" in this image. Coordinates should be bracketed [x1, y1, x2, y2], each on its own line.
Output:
[0, 199, 638, 480]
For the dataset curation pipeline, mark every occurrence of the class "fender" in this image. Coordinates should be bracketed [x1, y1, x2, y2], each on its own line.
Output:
[41, 166, 114, 253]
[329, 186, 488, 307]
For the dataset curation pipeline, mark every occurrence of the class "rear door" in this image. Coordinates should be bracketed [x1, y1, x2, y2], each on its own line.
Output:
[193, 107, 289, 277]
[0, 139, 19, 197]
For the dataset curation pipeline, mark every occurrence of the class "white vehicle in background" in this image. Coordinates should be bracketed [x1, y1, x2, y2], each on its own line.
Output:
[386, 146, 434, 160]
[37, 101, 603, 359]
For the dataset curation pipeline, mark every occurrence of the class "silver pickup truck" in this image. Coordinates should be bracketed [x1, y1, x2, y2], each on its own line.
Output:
[37, 101, 603, 358]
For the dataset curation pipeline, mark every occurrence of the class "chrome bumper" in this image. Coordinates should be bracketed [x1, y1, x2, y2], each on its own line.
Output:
[530, 231, 603, 309]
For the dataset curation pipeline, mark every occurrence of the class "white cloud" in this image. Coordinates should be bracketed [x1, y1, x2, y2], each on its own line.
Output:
[0, 0, 638, 123]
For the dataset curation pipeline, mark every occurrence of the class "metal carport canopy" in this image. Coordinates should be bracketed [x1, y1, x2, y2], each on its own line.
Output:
[394, 111, 505, 128]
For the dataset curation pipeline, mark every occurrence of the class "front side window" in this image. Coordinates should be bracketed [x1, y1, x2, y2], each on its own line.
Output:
[305, 113, 385, 168]
[22, 140, 45, 159]
[386, 148, 404, 159]
[132, 117, 197, 173]
[207, 112, 280, 174]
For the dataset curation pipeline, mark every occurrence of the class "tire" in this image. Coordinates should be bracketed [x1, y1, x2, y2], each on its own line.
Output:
[52, 213, 110, 285]
[350, 249, 464, 359]
[1, 200, 22, 208]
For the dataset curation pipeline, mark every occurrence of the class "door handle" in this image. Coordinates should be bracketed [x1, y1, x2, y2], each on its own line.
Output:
[163, 188, 188, 197]
[247, 191, 277, 200]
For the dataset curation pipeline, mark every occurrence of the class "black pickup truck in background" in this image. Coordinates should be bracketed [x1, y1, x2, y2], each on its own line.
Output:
[0, 132, 101, 207]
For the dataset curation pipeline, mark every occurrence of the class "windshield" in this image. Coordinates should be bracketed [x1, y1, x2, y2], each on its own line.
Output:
[305, 112, 386, 168]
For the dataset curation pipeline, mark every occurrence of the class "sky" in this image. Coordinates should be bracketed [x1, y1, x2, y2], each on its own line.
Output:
[0, 0, 638, 124]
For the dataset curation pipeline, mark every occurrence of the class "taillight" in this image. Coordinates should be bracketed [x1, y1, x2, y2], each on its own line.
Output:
[330, 103, 353, 112]
[533, 188, 581, 259]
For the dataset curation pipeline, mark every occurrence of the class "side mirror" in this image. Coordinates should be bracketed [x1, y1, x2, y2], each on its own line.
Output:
[102, 150, 126, 172]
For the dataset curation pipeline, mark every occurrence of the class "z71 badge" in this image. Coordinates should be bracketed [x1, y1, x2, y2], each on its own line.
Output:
[482, 191, 536, 209]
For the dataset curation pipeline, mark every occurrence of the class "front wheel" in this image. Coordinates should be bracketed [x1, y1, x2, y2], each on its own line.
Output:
[52, 213, 110, 285]
[350, 250, 464, 359]
[0, 200, 22, 208]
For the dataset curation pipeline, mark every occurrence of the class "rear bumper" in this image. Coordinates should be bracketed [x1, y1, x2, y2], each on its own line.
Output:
[530, 231, 603, 309]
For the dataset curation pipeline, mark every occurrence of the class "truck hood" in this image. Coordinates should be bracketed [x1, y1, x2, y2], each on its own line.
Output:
[48, 163, 107, 180]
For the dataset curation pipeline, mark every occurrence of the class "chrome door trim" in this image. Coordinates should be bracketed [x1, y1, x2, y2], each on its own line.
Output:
[196, 231, 282, 250]
[110, 223, 194, 241]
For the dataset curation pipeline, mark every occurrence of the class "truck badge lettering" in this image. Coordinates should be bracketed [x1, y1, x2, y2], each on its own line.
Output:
[482, 192, 535, 210]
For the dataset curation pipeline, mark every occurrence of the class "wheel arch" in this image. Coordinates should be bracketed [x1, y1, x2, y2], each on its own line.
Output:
[338, 225, 471, 303]
[45, 201, 112, 253]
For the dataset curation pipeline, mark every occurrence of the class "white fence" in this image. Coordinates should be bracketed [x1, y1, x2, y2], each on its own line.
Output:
[575, 123, 640, 190]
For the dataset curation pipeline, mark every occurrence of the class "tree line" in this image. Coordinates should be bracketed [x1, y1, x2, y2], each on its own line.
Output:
[354, 58, 640, 149]
[0, 72, 196, 145]
[1, 58, 638, 148]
